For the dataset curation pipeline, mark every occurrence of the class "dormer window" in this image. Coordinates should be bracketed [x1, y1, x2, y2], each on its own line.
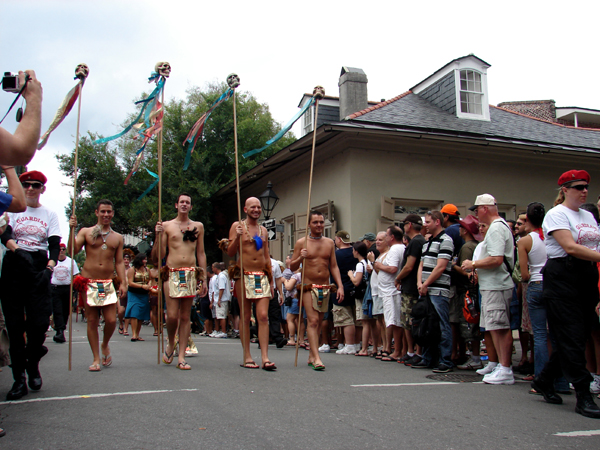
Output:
[459, 70, 483, 115]
[302, 105, 314, 135]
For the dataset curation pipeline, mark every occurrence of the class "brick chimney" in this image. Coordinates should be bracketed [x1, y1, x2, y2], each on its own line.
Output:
[339, 67, 368, 120]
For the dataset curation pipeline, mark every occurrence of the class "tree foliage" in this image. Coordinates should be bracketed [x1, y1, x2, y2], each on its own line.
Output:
[57, 82, 295, 259]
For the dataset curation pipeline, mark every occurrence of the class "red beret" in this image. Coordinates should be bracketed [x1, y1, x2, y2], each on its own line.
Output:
[558, 170, 590, 186]
[19, 170, 47, 184]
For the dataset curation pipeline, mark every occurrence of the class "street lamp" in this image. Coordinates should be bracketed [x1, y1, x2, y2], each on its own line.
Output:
[259, 181, 279, 221]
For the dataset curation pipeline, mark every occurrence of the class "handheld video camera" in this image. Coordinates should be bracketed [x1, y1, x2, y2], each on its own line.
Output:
[2, 72, 20, 93]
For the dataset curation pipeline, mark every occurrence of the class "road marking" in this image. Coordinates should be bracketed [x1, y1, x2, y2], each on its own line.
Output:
[554, 430, 600, 437]
[352, 382, 456, 387]
[0, 388, 198, 405]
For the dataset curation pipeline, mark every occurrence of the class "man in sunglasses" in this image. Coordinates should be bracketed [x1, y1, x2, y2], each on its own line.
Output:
[0, 170, 61, 400]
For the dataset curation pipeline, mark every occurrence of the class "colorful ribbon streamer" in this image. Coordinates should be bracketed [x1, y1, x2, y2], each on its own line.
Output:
[92, 77, 165, 146]
[37, 81, 82, 149]
[242, 97, 315, 159]
[182, 88, 234, 170]
[137, 168, 159, 201]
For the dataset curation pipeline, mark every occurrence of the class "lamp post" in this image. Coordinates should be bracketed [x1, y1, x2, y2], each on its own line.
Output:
[259, 181, 279, 221]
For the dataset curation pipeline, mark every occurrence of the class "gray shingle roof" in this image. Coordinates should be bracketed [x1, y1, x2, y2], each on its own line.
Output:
[351, 93, 600, 151]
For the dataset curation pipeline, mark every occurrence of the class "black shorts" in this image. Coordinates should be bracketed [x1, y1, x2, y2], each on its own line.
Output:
[230, 296, 240, 316]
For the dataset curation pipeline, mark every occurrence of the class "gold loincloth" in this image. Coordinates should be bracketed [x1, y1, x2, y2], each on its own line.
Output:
[74, 275, 118, 307]
[243, 271, 272, 299]
[166, 267, 197, 298]
[298, 284, 337, 312]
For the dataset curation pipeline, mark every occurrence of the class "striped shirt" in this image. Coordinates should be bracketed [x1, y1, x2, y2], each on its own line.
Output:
[421, 231, 454, 297]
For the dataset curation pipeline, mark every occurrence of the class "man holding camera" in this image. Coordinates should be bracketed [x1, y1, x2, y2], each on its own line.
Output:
[0, 70, 43, 166]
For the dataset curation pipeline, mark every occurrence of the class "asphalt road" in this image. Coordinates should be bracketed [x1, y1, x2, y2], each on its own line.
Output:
[0, 321, 599, 450]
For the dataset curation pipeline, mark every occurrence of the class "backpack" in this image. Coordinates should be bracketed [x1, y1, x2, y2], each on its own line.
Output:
[351, 260, 369, 301]
[411, 295, 441, 348]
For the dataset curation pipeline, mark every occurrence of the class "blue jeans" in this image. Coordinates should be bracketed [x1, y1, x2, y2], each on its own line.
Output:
[422, 294, 453, 367]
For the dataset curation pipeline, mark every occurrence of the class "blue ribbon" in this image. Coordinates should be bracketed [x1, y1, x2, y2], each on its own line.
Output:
[182, 88, 234, 170]
[137, 168, 159, 201]
[93, 78, 165, 145]
[242, 96, 315, 159]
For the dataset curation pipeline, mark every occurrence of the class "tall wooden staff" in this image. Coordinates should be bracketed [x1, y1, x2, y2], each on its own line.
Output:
[155, 62, 170, 363]
[295, 86, 324, 367]
[228, 73, 247, 365]
[68, 64, 89, 371]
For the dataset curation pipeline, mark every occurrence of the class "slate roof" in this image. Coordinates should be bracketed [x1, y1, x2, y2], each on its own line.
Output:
[347, 92, 600, 152]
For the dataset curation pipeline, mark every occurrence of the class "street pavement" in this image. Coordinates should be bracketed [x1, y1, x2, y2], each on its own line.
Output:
[1, 321, 599, 449]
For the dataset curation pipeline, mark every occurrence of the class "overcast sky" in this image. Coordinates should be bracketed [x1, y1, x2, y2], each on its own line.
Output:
[2, 0, 599, 240]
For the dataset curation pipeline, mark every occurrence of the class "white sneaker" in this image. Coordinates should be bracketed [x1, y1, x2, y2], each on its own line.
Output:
[337, 344, 356, 355]
[209, 331, 217, 338]
[483, 366, 515, 385]
[476, 362, 498, 375]
[335, 344, 345, 354]
[318, 344, 331, 353]
[457, 357, 483, 370]
[590, 374, 600, 394]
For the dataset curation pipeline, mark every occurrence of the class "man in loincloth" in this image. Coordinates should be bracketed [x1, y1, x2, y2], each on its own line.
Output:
[226, 197, 276, 371]
[290, 210, 344, 370]
[153, 193, 207, 370]
[68, 199, 127, 371]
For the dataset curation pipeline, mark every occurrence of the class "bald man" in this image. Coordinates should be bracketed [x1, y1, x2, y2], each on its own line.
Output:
[227, 197, 276, 371]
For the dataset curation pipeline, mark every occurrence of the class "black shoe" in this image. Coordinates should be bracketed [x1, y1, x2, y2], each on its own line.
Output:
[575, 391, 600, 418]
[411, 360, 431, 369]
[6, 377, 28, 401]
[432, 364, 453, 373]
[276, 339, 287, 349]
[26, 367, 42, 391]
[404, 355, 422, 367]
[531, 377, 562, 405]
[53, 330, 66, 343]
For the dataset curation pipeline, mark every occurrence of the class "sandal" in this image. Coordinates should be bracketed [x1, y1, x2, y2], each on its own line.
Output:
[118, 325, 124, 335]
[240, 361, 260, 369]
[262, 361, 277, 371]
[102, 354, 112, 367]
[176, 361, 191, 370]
[162, 348, 174, 365]
[88, 363, 101, 372]
[308, 362, 325, 371]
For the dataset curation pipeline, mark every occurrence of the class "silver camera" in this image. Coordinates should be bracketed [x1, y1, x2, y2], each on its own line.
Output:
[2, 72, 20, 93]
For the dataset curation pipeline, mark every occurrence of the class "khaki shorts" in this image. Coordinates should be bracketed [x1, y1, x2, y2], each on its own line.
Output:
[400, 293, 419, 329]
[332, 304, 355, 327]
[215, 301, 229, 320]
[355, 299, 364, 326]
[480, 289, 512, 331]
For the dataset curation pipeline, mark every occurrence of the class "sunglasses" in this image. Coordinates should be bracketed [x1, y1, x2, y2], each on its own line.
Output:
[567, 184, 589, 191]
[22, 182, 44, 189]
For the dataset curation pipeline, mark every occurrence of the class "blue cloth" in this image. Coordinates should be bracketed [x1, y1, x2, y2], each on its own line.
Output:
[288, 297, 299, 315]
[421, 294, 453, 367]
[124, 290, 150, 321]
[0, 191, 12, 215]
[509, 286, 520, 330]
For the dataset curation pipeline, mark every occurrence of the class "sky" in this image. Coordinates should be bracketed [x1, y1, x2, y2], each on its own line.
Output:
[2, 0, 599, 240]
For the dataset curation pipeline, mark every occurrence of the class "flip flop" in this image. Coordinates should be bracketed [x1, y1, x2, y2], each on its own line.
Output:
[162, 349, 174, 365]
[262, 361, 277, 371]
[123, 332, 129, 336]
[240, 361, 260, 369]
[137, 337, 145, 341]
[102, 354, 112, 367]
[311, 363, 325, 371]
[153, 332, 158, 337]
[176, 361, 191, 370]
[381, 356, 399, 362]
[88, 363, 101, 372]
[355, 353, 370, 357]
[118, 325, 124, 335]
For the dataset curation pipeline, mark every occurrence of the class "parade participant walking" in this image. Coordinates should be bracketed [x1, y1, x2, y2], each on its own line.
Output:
[125, 252, 151, 341]
[0, 170, 60, 400]
[69, 200, 127, 371]
[51, 243, 80, 343]
[227, 197, 276, 370]
[290, 211, 344, 370]
[153, 193, 207, 370]
[531, 171, 600, 418]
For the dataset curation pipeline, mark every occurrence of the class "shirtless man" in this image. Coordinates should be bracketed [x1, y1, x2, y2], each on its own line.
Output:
[68, 199, 126, 371]
[153, 193, 207, 370]
[290, 211, 344, 370]
[226, 197, 276, 371]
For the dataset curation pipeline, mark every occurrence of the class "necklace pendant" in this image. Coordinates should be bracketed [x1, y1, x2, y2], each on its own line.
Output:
[101, 244, 108, 250]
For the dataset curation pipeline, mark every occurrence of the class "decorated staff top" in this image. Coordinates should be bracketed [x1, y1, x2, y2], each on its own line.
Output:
[37, 63, 89, 150]
[155, 62, 171, 78]
[242, 85, 325, 159]
[182, 73, 238, 170]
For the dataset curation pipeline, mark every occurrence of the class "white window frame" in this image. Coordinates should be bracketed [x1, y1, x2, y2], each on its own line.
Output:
[302, 105, 314, 136]
[454, 66, 490, 121]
